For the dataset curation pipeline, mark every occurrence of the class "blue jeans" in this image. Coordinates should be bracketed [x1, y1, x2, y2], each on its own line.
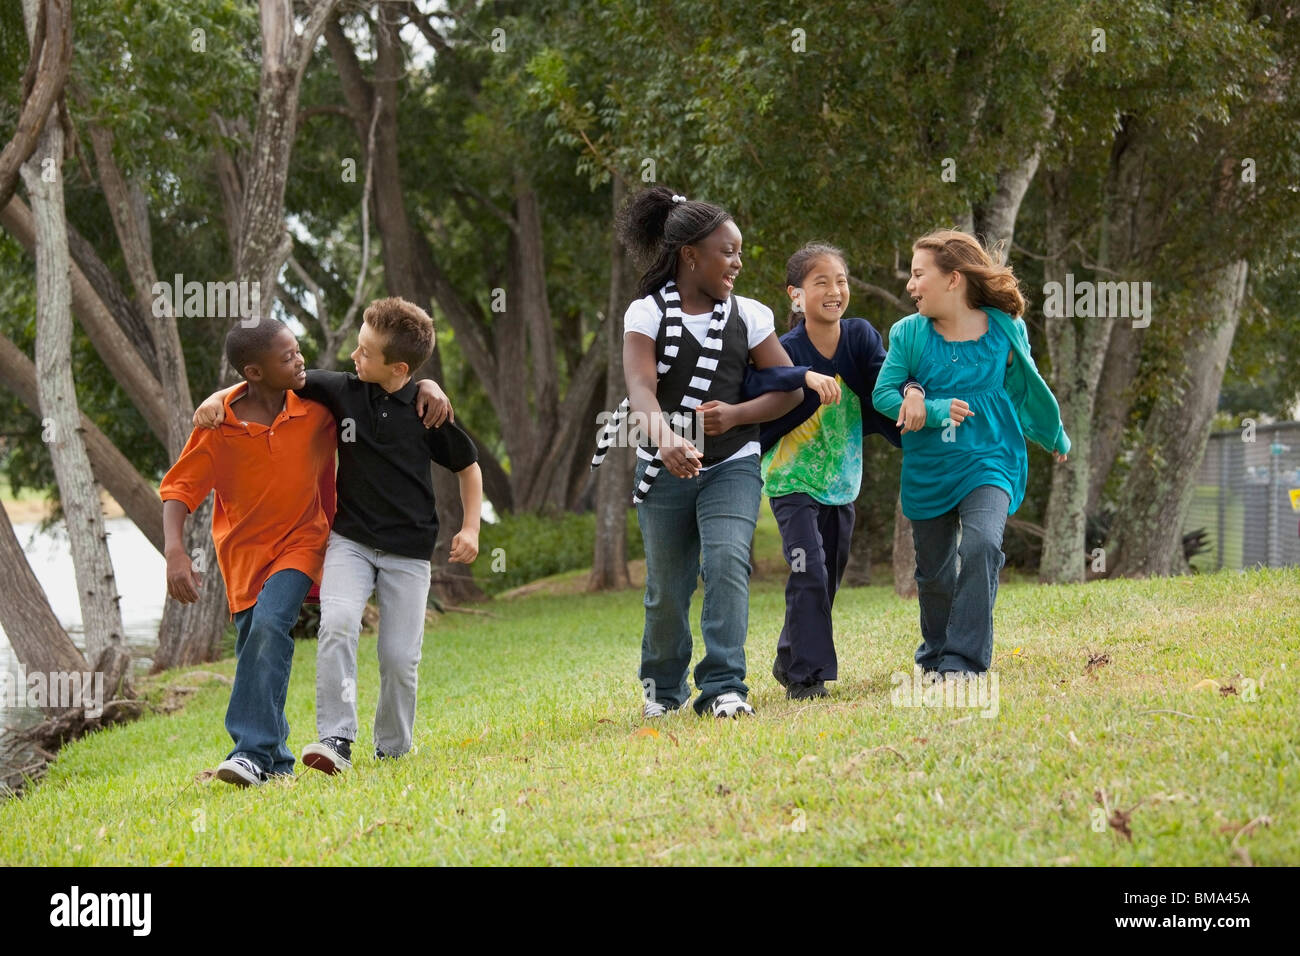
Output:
[226, 568, 312, 774]
[635, 454, 762, 713]
[909, 485, 1009, 674]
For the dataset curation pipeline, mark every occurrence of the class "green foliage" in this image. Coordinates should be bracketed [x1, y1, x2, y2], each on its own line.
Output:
[474, 508, 644, 595]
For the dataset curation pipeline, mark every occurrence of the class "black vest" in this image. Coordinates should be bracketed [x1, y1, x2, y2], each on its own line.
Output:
[650, 300, 758, 466]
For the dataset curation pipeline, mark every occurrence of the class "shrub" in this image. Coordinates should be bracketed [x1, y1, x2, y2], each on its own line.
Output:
[473, 510, 644, 595]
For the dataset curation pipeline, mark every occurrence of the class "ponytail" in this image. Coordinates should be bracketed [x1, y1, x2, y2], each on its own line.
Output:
[617, 186, 732, 299]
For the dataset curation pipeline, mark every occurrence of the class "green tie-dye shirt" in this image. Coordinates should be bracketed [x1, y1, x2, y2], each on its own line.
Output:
[761, 375, 863, 505]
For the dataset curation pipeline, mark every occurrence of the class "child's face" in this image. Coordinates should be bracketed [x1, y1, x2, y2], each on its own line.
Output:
[686, 220, 743, 301]
[351, 322, 404, 384]
[907, 248, 957, 317]
[246, 328, 306, 390]
[791, 256, 849, 324]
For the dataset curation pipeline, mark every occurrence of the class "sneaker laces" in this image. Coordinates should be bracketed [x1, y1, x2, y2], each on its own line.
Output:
[642, 699, 668, 719]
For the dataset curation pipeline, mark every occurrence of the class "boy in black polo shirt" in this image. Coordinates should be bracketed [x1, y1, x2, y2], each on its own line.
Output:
[195, 298, 482, 771]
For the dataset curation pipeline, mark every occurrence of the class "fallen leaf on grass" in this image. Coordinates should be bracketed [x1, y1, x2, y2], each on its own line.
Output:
[596, 718, 614, 724]
[1084, 649, 1111, 675]
[1219, 684, 1239, 697]
[631, 727, 659, 739]
[715, 783, 732, 796]
[1192, 679, 1221, 692]
[194, 769, 217, 783]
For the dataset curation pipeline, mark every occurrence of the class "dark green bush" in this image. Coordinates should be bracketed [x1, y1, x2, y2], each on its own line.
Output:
[473, 510, 644, 595]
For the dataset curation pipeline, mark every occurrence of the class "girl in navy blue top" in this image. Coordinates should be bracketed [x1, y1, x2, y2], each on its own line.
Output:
[746, 244, 911, 698]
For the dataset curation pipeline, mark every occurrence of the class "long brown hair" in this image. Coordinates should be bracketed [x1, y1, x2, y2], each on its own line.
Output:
[912, 230, 1025, 317]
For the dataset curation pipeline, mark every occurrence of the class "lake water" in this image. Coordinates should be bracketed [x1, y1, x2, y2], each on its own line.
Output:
[1, 517, 164, 750]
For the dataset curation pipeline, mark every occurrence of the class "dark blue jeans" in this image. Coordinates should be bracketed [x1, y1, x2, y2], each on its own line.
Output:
[635, 454, 762, 712]
[909, 485, 1009, 674]
[226, 568, 312, 774]
[770, 493, 855, 685]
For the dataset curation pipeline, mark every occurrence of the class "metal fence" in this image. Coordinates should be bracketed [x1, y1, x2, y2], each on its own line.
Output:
[1185, 421, 1300, 571]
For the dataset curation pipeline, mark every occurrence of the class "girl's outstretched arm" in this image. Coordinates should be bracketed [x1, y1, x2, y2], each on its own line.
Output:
[699, 332, 803, 434]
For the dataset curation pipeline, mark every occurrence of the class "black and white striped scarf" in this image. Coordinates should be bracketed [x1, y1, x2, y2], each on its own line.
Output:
[591, 281, 732, 504]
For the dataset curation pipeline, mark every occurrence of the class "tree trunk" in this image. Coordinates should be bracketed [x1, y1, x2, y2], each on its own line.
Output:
[0, 0, 71, 212]
[19, 54, 127, 674]
[0, 503, 88, 714]
[1085, 115, 1151, 515]
[1, 195, 171, 445]
[1106, 261, 1248, 577]
[892, 495, 916, 598]
[590, 178, 633, 590]
[1038, 169, 1116, 583]
[88, 123, 194, 459]
[0, 332, 165, 553]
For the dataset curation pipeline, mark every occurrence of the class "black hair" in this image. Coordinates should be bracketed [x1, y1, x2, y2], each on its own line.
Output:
[785, 242, 848, 330]
[617, 186, 733, 299]
[225, 317, 291, 379]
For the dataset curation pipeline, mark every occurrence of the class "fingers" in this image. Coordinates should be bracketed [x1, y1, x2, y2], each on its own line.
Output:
[425, 399, 449, 428]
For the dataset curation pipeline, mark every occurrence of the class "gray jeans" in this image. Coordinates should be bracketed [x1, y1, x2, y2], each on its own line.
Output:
[315, 530, 431, 755]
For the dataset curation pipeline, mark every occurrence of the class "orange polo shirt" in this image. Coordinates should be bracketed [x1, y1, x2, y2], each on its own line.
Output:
[160, 386, 337, 615]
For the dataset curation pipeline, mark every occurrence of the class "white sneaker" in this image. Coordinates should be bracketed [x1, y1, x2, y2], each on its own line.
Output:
[710, 692, 754, 719]
[216, 755, 266, 787]
[643, 700, 669, 719]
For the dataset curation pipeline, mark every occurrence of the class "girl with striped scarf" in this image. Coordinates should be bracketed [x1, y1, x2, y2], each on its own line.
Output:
[604, 187, 834, 719]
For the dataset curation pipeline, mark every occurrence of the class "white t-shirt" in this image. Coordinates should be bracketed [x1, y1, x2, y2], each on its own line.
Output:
[623, 294, 777, 468]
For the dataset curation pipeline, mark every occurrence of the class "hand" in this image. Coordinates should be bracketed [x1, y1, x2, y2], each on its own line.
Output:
[804, 370, 841, 405]
[659, 438, 702, 479]
[696, 400, 736, 436]
[414, 378, 453, 427]
[1052, 451, 1068, 463]
[898, 389, 926, 434]
[193, 396, 226, 429]
[449, 527, 479, 563]
[948, 399, 976, 426]
[165, 549, 202, 604]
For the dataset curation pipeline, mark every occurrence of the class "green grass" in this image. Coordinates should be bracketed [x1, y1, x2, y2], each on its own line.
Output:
[1, 568, 1297, 865]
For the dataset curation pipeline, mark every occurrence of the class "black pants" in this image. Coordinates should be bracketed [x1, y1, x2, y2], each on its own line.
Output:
[770, 493, 855, 685]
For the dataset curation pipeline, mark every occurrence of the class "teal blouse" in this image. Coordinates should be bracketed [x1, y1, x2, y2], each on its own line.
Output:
[898, 318, 1026, 520]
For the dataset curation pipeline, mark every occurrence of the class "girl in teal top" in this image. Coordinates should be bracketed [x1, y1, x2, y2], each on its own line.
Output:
[873, 230, 1069, 677]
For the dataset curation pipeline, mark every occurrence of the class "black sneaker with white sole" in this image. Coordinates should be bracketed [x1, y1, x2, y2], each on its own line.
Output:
[302, 736, 352, 774]
[216, 755, 267, 787]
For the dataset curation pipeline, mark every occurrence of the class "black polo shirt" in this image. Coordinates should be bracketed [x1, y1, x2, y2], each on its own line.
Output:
[296, 370, 478, 559]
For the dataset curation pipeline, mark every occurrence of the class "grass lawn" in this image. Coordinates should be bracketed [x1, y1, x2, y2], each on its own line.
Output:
[1, 567, 1296, 866]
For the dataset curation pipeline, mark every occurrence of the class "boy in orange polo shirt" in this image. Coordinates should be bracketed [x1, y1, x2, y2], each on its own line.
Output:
[161, 318, 336, 787]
